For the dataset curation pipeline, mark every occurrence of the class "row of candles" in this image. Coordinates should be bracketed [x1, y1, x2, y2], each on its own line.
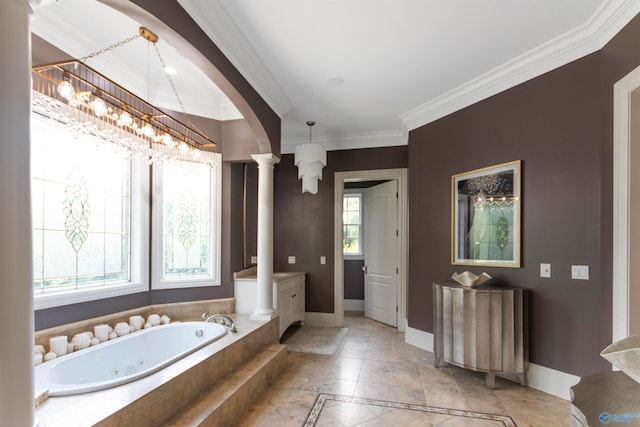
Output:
[34, 314, 170, 366]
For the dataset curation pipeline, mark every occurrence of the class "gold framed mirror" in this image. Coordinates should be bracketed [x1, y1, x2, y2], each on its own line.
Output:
[451, 160, 521, 268]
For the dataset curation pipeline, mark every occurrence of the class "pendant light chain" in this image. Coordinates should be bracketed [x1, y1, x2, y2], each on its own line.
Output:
[152, 43, 192, 129]
[78, 34, 142, 64]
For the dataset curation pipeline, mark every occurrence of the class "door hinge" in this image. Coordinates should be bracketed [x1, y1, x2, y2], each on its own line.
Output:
[396, 267, 399, 274]
[396, 306, 398, 312]
[396, 192, 399, 199]
[396, 230, 399, 236]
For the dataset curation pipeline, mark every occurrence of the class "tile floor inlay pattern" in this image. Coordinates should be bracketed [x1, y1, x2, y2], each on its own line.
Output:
[238, 315, 571, 426]
[304, 393, 518, 426]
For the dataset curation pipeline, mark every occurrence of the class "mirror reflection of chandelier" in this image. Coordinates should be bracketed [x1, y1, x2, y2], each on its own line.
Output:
[294, 121, 327, 194]
[31, 27, 217, 168]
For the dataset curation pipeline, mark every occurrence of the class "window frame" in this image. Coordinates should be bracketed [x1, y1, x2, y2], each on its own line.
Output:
[32, 113, 150, 310]
[150, 155, 222, 290]
[343, 190, 364, 260]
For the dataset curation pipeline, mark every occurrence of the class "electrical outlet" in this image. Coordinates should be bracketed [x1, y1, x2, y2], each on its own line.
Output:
[250, 256, 257, 264]
[320, 256, 326, 265]
[540, 263, 551, 278]
[288, 256, 296, 264]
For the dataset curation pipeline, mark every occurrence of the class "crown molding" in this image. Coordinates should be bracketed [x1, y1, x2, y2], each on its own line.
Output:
[178, 0, 291, 119]
[401, 0, 640, 131]
[281, 128, 408, 154]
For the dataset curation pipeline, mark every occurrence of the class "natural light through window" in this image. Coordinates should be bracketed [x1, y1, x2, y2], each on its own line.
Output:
[343, 192, 362, 255]
[31, 110, 221, 309]
[162, 162, 212, 279]
[153, 154, 221, 289]
[32, 117, 132, 294]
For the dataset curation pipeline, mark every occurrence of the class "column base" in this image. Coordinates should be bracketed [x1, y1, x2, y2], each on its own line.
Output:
[250, 311, 277, 321]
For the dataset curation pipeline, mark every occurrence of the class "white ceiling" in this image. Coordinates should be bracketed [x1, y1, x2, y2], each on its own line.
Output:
[31, 1, 640, 153]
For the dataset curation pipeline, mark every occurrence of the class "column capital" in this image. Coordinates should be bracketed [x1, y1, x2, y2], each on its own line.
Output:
[251, 153, 280, 167]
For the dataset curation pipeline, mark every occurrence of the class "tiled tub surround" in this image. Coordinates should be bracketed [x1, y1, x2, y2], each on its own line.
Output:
[35, 314, 279, 426]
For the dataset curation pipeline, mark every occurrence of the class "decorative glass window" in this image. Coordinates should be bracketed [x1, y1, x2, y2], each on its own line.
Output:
[152, 155, 221, 289]
[31, 115, 148, 309]
[343, 192, 363, 256]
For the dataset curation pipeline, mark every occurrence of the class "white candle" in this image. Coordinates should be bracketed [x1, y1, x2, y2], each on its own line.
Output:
[147, 314, 160, 327]
[129, 315, 144, 331]
[94, 324, 109, 343]
[49, 336, 68, 356]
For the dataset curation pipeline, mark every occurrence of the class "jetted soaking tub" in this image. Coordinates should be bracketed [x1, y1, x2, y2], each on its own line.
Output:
[35, 321, 227, 396]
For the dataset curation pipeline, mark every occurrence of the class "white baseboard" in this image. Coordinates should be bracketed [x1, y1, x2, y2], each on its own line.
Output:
[526, 363, 579, 400]
[405, 326, 434, 352]
[304, 312, 344, 327]
[344, 299, 364, 311]
[404, 326, 578, 400]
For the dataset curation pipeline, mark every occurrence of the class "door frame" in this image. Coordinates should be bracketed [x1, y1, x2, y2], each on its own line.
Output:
[612, 63, 640, 343]
[334, 168, 408, 331]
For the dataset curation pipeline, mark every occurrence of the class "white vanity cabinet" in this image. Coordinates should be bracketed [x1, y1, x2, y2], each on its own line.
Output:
[234, 270, 305, 337]
[275, 274, 305, 336]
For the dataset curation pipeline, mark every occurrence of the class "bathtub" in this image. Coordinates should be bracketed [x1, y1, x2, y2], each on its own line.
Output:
[35, 322, 227, 396]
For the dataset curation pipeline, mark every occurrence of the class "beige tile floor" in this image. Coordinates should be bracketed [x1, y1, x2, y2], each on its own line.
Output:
[237, 314, 570, 427]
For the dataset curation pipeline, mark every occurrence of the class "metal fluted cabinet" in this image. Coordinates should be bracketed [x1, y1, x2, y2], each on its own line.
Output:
[433, 281, 528, 389]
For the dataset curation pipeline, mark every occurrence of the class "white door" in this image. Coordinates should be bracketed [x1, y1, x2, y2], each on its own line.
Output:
[364, 180, 398, 327]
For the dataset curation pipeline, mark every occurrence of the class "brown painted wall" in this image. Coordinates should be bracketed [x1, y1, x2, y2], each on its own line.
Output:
[222, 120, 261, 161]
[409, 54, 604, 376]
[273, 147, 407, 312]
[244, 163, 258, 266]
[408, 13, 640, 377]
[344, 260, 365, 300]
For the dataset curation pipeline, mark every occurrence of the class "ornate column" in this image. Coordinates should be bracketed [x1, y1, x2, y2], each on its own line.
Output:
[0, 0, 35, 425]
[250, 153, 280, 320]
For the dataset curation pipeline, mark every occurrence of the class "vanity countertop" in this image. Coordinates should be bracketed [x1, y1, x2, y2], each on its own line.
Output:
[233, 267, 305, 281]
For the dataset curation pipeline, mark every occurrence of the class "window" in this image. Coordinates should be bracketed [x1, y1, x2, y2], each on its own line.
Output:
[31, 112, 221, 308]
[152, 155, 221, 289]
[343, 192, 363, 256]
[32, 115, 148, 309]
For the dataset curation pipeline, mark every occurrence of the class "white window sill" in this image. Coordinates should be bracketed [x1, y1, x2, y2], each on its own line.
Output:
[34, 281, 148, 310]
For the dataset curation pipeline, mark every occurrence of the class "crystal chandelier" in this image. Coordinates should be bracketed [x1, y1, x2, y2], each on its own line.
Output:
[294, 121, 326, 194]
[31, 27, 217, 167]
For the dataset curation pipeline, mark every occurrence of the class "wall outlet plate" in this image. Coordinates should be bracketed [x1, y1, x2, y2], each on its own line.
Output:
[320, 256, 326, 265]
[540, 263, 551, 278]
[288, 256, 296, 264]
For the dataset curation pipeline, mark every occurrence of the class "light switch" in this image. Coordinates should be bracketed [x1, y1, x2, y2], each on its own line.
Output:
[571, 265, 589, 280]
[251, 256, 257, 264]
[540, 263, 551, 278]
[288, 256, 296, 264]
[320, 256, 326, 265]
